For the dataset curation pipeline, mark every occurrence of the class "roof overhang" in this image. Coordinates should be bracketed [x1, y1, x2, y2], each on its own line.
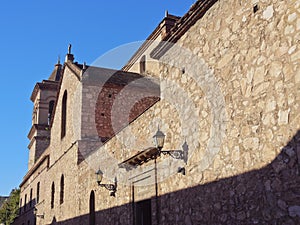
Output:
[118, 147, 159, 170]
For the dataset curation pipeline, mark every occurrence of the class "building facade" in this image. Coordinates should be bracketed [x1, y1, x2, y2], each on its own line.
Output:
[14, 0, 300, 224]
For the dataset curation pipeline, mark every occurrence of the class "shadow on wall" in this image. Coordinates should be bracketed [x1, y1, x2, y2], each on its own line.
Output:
[14, 198, 36, 225]
[15, 130, 300, 225]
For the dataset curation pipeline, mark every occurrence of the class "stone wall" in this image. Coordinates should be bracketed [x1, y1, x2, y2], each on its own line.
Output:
[81, 0, 300, 224]
[156, 0, 300, 223]
[17, 156, 49, 225]
[49, 63, 82, 165]
[14, 0, 300, 224]
[16, 62, 83, 225]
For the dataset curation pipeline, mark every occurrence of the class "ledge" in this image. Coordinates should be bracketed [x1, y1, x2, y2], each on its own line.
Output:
[30, 80, 59, 102]
[27, 124, 49, 140]
[20, 154, 49, 187]
[118, 147, 159, 170]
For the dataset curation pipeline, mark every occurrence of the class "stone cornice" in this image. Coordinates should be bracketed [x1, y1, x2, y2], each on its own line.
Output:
[151, 0, 218, 59]
[122, 14, 180, 71]
[27, 124, 49, 140]
[20, 153, 49, 187]
[30, 80, 59, 102]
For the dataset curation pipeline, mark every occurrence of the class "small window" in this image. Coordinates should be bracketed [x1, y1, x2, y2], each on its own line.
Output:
[24, 194, 27, 211]
[140, 55, 146, 74]
[32, 108, 37, 124]
[19, 198, 22, 214]
[29, 188, 33, 207]
[36, 182, 40, 204]
[51, 182, 55, 209]
[61, 91, 67, 139]
[48, 100, 55, 125]
[60, 175, 64, 204]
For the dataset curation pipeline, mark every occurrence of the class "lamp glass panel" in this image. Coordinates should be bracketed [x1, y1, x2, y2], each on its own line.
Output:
[153, 129, 165, 149]
[96, 170, 103, 183]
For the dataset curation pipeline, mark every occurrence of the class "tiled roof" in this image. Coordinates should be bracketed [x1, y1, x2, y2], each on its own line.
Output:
[81, 65, 159, 89]
[48, 63, 62, 81]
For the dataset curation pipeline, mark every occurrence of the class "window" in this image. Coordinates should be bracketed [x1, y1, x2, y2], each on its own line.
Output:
[61, 91, 67, 138]
[24, 194, 27, 211]
[60, 175, 64, 204]
[140, 55, 146, 74]
[135, 199, 152, 225]
[89, 191, 95, 225]
[29, 188, 33, 207]
[19, 198, 22, 214]
[48, 100, 55, 125]
[51, 182, 55, 209]
[32, 108, 37, 124]
[36, 182, 40, 204]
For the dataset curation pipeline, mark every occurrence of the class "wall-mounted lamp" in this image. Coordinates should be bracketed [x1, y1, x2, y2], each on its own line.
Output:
[96, 169, 117, 197]
[153, 128, 165, 151]
[153, 128, 189, 173]
[33, 207, 44, 219]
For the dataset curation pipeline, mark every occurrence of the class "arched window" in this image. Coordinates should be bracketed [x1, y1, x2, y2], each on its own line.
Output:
[89, 191, 95, 225]
[48, 100, 55, 125]
[51, 182, 55, 209]
[29, 188, 33, 207]
[36, 182, 40, 204]
[60, 175, 64, 204]
[140, 55, 146, 74]
[61, 91, 67, 138]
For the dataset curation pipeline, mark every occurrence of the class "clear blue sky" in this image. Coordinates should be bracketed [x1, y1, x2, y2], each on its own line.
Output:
[0, 0, 194, 196]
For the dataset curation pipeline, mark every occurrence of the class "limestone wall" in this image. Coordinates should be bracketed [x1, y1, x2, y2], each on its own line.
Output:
[17, 157, 48, 225]
[157, 0, 300, 223]
[49, 64, 82, 166]
[15, 0, 300, 224]
[79, 0, 300, 224]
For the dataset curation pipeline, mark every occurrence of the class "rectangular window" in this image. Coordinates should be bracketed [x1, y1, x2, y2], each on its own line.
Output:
[30, 189, 33, 207]
[36, 182, 40, 204]
[135, 199, 152, 225]
[24, 194, 27, 211]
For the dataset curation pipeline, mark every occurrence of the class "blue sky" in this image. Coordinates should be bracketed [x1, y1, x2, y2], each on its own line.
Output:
[0, 0, 194, 196]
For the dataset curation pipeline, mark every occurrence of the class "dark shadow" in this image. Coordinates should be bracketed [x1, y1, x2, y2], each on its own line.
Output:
[51, 217, 57, 225]
[14, 198, 36, 225]
[13, 130, 300, 225]
[89, 191, 96, 225]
